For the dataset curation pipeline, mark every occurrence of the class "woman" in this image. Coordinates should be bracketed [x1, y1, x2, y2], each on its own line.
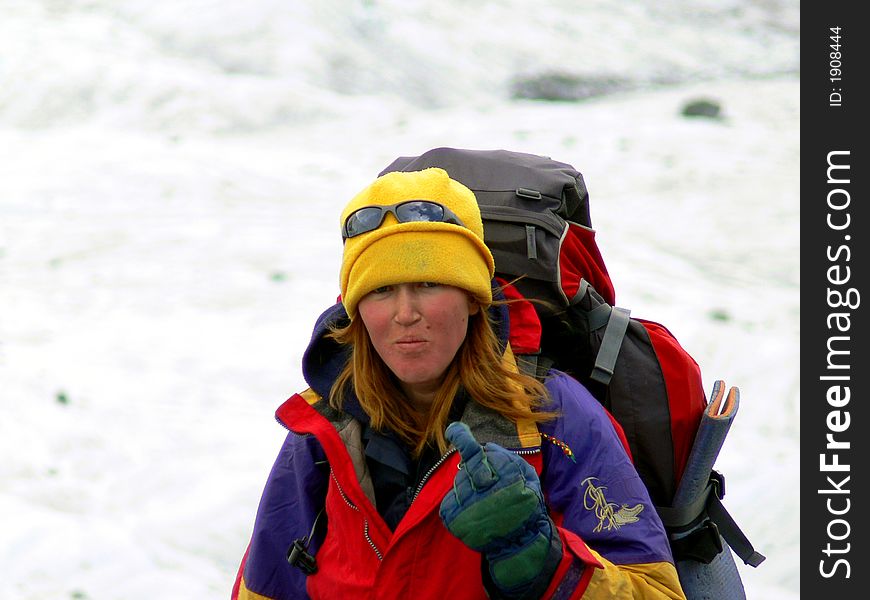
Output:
[233, 168, 685, 599]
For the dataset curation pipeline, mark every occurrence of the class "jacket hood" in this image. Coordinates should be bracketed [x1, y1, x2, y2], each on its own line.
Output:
[301, 281, 511, 402]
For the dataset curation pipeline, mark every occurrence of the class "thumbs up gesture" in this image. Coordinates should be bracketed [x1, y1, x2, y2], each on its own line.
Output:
[439, 422, 562, 596]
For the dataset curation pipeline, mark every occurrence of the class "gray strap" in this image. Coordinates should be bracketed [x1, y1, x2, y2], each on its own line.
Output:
[708, 492, 767, 567]
[526, 225, 537, 260]
[656, 484, 713, 529]
[586, 304, 612, 331]
[535, 355, 555, 381]
[570, 278, 590, 305]
[590, 306, 631, 385]
[516, 354, 555, 383]
[516, 354, 539, 378]
[658, 473, 766, 568]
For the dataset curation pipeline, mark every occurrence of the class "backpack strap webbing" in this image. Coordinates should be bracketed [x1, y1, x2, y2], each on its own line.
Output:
[515, 353, 555, 383]
[657, 471, 766, 567]
[590, 306, 631, 386]
[516, 354, 540, 379]
[535, 355, 555, 381]
[708, 490, 766, 567]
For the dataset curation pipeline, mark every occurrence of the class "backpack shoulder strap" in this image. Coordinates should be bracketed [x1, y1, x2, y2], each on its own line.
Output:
[574, 281, 631, 387]
[590, 306, 631, 386]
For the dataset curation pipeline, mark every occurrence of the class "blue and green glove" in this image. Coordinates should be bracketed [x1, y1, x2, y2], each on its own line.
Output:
[439, 422, 563, 598]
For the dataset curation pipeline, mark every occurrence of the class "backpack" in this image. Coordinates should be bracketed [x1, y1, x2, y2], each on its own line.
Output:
[379, 147, 764, 599]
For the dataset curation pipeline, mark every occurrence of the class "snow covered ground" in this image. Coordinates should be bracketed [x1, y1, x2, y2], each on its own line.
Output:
[1, 1, 798, 598]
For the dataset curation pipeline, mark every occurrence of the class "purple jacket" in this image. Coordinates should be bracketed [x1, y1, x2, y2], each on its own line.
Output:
[233, 302, 683, 599]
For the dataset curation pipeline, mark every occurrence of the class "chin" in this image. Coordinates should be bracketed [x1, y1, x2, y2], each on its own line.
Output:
[395, 372, 438, 386]
[390, 364, 446, 388]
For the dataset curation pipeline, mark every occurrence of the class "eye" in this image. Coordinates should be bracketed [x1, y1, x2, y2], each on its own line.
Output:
[419, 281, 440, 288]
[370, 285, 393, 294]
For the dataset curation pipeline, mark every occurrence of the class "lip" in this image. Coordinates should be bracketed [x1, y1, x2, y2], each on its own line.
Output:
[395, 338, 428, 351]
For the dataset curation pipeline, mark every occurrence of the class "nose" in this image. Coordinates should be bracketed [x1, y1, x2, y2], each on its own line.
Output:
[393, 285, 421, 325]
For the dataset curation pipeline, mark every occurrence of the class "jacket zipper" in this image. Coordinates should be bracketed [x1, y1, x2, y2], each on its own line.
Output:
[411, 448, 457, 504]
[411, 447, 542, 504]
[330, 470, 384, 561]
[277, 415, 385, 562]
[276, 403, 385, 561]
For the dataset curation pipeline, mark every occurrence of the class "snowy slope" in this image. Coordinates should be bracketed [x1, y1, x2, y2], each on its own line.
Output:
[1, 1, 799, 598]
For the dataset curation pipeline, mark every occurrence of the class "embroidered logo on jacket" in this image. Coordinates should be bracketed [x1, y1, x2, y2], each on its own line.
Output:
[581, 477, 645, 532]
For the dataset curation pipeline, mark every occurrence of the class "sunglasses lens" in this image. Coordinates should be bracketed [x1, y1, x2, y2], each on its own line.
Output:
[345, 207, 384, 237]
[343, 200, 459, 239]
[395, 201, 445, 223]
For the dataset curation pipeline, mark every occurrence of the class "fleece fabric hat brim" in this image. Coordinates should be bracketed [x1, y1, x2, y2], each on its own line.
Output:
[340, 222, 494, 317]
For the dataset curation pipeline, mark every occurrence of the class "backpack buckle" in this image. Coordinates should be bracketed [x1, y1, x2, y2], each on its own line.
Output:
[669, 518, 724, 564]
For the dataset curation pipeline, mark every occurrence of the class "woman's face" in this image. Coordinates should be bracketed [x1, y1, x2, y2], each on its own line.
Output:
[357, 282, 479, 408]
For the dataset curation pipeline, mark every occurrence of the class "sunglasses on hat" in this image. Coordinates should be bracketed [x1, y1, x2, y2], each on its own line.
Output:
[341, 200, 466, 241]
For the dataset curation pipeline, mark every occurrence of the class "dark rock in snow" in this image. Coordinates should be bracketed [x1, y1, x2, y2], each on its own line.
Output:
[681, 98, 723, 119]
[510, 72, 630, 101]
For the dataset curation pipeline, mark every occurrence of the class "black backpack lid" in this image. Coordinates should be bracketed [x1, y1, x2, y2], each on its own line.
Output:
[379, 147, 592, 228]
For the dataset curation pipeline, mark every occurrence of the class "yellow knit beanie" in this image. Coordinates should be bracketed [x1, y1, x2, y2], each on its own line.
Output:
[339, 168, 495, 318]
